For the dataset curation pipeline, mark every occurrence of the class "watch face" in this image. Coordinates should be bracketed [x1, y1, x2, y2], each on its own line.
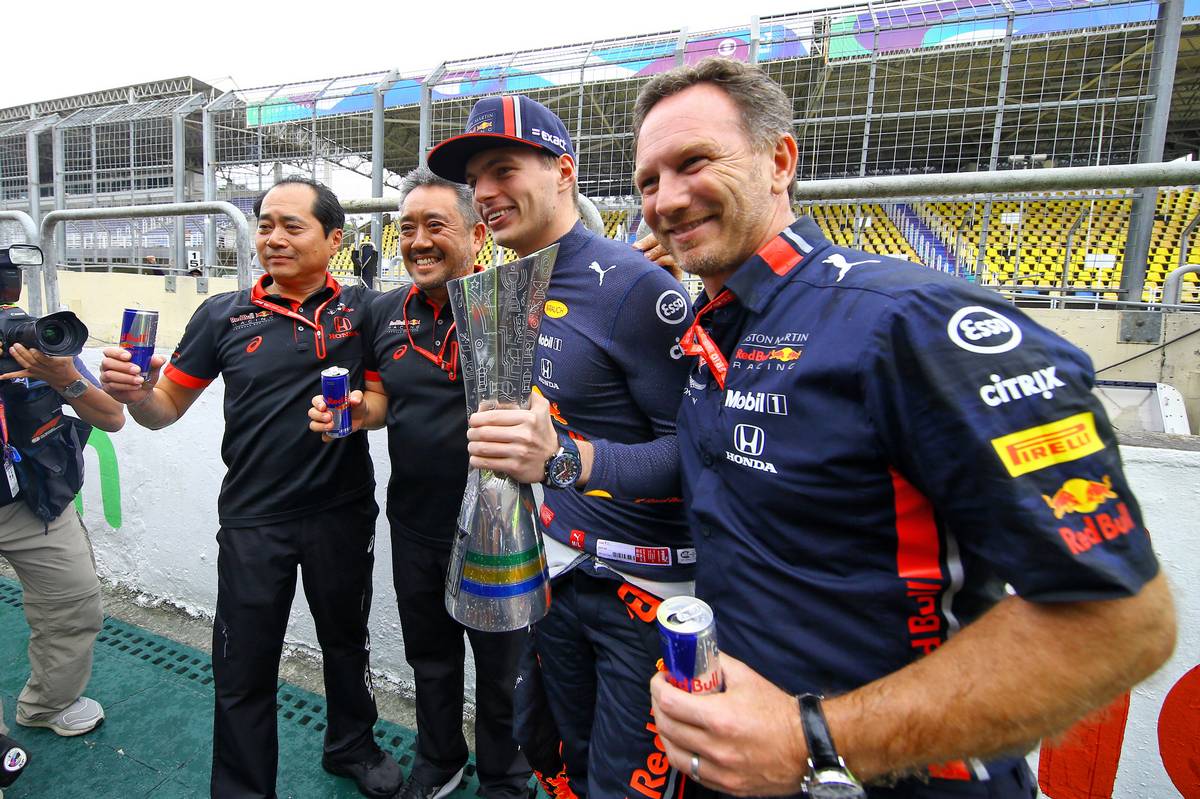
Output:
[808, 782, 866, 799]
[547, 451, 581, 488]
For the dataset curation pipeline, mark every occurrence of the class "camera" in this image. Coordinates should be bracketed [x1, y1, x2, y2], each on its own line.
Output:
[0, 245, 89, 374]
[0, 731, 29, 788]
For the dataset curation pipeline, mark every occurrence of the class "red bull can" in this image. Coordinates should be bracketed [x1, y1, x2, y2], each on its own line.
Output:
[120, 309, 158, 382]
[321, 366, 353, 439]
[657, 596, 723, 694]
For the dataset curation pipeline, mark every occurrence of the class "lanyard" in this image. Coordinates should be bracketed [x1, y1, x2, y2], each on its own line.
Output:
[0, 393, 19, 464]
[679, 289, 736, 390]
[404, 286, 458, 382]
[251, 289, 340, 360]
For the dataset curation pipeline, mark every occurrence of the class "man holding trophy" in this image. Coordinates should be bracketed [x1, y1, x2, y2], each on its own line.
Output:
[426, 95, 696, 799]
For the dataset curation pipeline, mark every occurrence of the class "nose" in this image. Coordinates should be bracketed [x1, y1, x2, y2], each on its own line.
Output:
[652, 171, 689, 223]
[411, 223, 433, 252]
[473, 174, 498, 209]
[265, 226, 288, 249]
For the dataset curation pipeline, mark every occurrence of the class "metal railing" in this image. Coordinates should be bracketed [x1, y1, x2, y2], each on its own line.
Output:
[39, 202, 253, 312]
[1163, 210, 1200, 305]
[0, 209, 44, 315]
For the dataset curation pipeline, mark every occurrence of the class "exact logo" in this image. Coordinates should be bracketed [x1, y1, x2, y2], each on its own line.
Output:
[655, 289, 688, 325]
[979, 366, 1066, 406]
[990, 411, 1104, 477]
[531, 127, 569, 150]
[724, 389, 788, 415]
[947, 306, 1023, 354]
[544, 300, 569, 319]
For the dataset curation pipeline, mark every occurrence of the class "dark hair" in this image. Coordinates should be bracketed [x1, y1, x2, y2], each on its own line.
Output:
[397, 167, 481, 227]
[253, 175, 345, 236]
[633, 58, 794, 151]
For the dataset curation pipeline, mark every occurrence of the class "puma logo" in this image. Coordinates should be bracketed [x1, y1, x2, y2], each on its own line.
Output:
[823, 252, 880, 282]
[589, 261, 618, 286]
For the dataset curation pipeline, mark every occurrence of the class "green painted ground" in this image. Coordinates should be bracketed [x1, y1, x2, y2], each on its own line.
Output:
[0, 577, 517, 799]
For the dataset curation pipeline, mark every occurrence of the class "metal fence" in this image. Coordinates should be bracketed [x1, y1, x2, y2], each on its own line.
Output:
[0, 0, 1196, 300]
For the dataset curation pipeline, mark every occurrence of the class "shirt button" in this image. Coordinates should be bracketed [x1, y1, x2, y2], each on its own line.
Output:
[437, 319, 445, 325]
[435, 340, 441, 346]
[701, 525, 712, 538]
[701, 452, 713, 467]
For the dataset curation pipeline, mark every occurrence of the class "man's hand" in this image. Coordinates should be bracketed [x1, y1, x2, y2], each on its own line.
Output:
[650, 653, 807, 796]
[309, 390, 367, 442]
[100, 346, 165, 405]
[0, 344, 80, 388]
[466, 391, 559, 483]
[633, 232, 682, 281]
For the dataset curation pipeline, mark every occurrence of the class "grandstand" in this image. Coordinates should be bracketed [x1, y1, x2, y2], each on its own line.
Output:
[0, 0, 1198, 301]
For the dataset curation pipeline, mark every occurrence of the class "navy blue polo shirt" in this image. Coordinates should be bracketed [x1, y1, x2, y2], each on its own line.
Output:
[677, 217, 1158, 791]
[362, 285, 468, 546]
[534, 222, 695, 581]
[165, 273, 376, 527]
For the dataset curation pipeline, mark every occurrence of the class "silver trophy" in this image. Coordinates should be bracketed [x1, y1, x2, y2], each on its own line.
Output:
[444, 244, 558, 632]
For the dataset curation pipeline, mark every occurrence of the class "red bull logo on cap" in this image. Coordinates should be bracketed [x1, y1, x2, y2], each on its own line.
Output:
[1043, 475, 1118, 519]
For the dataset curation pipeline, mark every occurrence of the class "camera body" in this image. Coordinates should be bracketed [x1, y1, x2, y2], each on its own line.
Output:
[0, 306, 90, 374]
[0, 245, 89, 374]
[0, 731, 29, 788]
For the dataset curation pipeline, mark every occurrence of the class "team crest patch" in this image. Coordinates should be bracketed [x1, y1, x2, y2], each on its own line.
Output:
[469, 112, 497, 133]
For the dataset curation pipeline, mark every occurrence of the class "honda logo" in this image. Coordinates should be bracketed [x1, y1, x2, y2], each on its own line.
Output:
[540, 358, 554, 381]
[733, 424, 765, 457]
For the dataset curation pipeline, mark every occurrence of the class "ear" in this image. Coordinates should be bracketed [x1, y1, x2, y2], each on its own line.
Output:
[557, 154, 577, 195]
[470, 221, 487, 256]
[328, 227, 344, 253]
[769, 133, 799, 196]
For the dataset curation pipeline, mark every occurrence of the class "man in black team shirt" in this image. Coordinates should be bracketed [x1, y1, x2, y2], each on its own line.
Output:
[99, 176, 401, 799]
[312, 168, 533, 799]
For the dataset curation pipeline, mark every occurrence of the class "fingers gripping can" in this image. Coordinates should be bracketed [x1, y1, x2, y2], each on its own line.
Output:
[321, 366, 353, 438]
[657, 596, 724, 694]
[120, 309, 158, 382]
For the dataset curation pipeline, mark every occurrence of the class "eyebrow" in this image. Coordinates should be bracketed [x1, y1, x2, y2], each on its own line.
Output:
[400, 211, 450, 224]
[258, 212, 308, 225]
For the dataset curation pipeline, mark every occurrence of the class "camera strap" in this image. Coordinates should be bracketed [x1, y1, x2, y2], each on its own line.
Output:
[0, 393, 19, 497]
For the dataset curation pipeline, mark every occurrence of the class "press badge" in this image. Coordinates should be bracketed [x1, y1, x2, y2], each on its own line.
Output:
[3, 447, 19, 497]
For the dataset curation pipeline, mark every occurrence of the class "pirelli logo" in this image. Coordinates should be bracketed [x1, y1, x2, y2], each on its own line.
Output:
[990, 412, 1104, 477]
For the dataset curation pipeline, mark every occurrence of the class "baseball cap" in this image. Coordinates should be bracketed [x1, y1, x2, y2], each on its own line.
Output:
[427, 95, 576, 184]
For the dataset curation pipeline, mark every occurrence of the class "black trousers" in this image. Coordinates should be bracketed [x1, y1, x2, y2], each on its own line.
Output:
[392, 535, 530, 798]
[211, 499, 381, 799]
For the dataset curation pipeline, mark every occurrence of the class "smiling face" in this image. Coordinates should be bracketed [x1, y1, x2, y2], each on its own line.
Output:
[634, 83, 797, 290]
[254, 183, 342, 295]
[464, 145, 576, 257]
[399, 184, 485, 300]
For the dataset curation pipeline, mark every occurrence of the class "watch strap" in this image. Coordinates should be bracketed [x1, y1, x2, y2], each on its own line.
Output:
[62, 378, 90, 399]
[799, 693, 841, 771]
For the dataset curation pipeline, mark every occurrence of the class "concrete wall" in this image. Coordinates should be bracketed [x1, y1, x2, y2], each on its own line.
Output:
[1027, 308, 1200, 434]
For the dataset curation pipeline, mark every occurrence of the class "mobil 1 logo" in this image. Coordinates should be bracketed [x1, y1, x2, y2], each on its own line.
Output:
[724, 389, 788, 416]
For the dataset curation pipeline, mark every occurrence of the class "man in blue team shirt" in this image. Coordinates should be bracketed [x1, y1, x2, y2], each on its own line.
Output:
[427, 96, 696, 799]
[629, 58, 1176, 798]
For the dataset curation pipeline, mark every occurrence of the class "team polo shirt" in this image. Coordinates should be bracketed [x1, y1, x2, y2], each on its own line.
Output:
[535, 222, 695, 582]
[362, 285, 468, 545]
[677, 217, 1158, 792]
[164, 273, 376, 527]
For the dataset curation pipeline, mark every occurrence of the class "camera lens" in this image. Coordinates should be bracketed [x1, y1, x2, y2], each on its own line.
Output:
[41, 324, 65, 346]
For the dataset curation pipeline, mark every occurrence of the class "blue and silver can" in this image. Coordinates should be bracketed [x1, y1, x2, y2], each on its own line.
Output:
[321, 366, 353, 439]
[120, 308, 158, 382]
[657, 596, 724, 694]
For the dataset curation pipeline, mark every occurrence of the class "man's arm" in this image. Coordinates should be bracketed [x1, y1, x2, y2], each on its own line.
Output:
[0, 345, 125, 432]
[99, 347, 203, 429]
[650, 573, 1176, 796]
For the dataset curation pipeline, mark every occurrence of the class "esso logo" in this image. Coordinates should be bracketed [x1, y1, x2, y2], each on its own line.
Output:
[656, 289, 688, 325]
[947, 306, 1022, 354]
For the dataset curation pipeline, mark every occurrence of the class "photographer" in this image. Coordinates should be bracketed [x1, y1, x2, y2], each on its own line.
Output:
[0, 246, 124, 741]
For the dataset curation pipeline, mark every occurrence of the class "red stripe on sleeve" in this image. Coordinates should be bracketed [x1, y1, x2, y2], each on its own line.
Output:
[163, 363, 213, 391]
[889, 467, 942, 582]
[758, 236, 803, 276]
[364, 370, 381, 382]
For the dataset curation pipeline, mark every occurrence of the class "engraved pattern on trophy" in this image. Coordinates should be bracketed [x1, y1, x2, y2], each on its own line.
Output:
[443, 244, 559, 631]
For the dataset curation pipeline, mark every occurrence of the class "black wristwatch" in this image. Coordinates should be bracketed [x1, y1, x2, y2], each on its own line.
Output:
[542, 434, 582, 490]
[798, 694, 865, 798]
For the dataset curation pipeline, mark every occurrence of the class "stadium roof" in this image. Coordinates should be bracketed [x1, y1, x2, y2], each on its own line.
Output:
[0, 77, 215, 124]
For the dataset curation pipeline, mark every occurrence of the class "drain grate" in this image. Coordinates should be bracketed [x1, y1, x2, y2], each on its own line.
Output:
[2, 576, 516, 798]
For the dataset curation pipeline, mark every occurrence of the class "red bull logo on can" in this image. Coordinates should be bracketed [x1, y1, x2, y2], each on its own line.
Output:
[1043, 475, 1118, 519]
